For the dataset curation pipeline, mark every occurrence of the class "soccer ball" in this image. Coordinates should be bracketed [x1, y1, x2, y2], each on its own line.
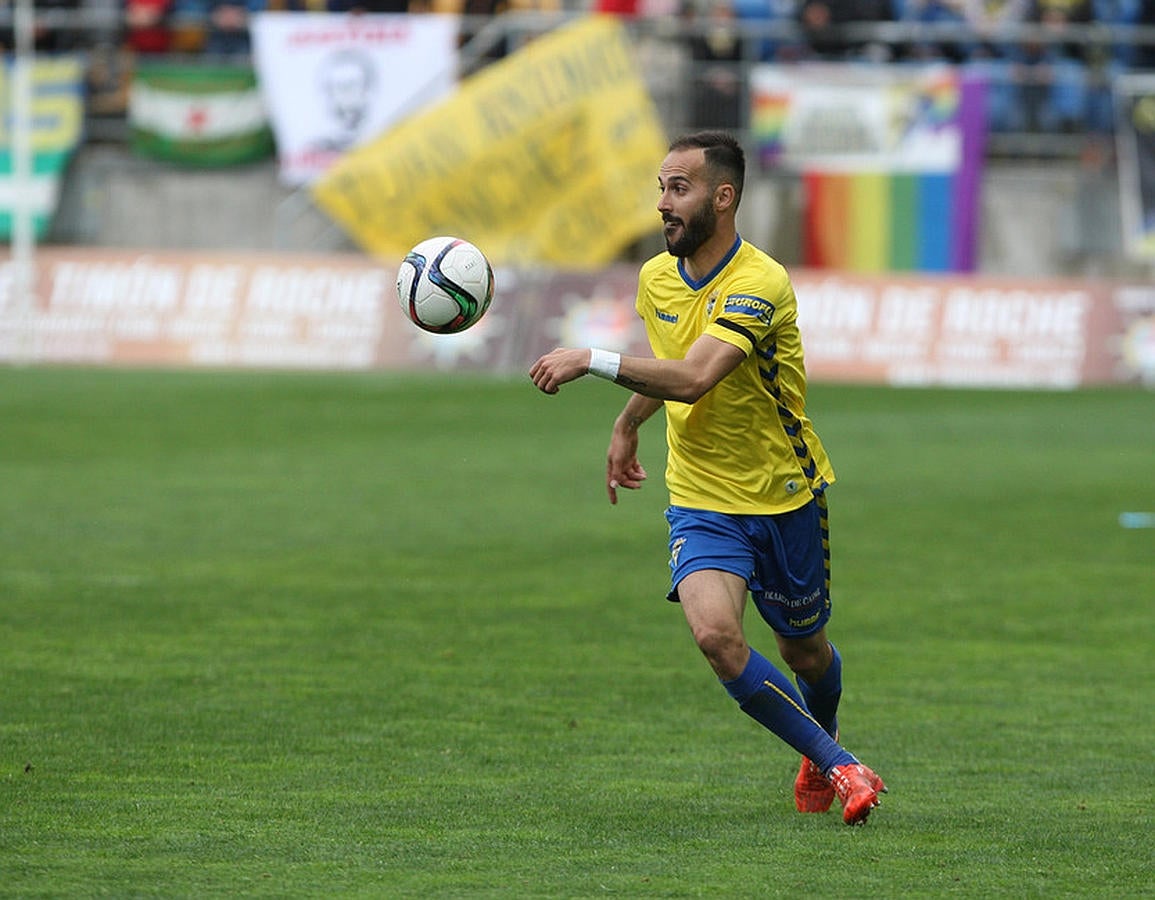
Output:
[396, 236, 494, 334]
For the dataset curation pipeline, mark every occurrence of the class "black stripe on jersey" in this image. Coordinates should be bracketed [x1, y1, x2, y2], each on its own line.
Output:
[715, 317, 757, 350]
[816, 489, 831, 592]
[757, 339, 823, 488]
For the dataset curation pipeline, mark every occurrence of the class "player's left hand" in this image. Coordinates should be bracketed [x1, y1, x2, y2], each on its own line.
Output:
[529, 348, 591, 394]
[607, 460, 647, 505]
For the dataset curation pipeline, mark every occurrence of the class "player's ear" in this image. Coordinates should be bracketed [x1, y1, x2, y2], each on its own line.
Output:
[714, 183, 735, 213]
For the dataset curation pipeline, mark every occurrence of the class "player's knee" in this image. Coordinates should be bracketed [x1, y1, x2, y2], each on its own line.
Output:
[692, 625, 747, 679]
[779, 640, 829, 683]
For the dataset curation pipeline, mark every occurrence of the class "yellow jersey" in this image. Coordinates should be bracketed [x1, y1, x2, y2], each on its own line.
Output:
[636, 237, 834, 515]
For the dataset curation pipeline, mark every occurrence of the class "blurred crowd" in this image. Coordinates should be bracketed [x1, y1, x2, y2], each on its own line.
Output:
[2, 0, 1153, 136]
[677, 0, 1155, 135]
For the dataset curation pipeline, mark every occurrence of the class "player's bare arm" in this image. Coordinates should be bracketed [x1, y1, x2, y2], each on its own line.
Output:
[529, 334, 746, 402]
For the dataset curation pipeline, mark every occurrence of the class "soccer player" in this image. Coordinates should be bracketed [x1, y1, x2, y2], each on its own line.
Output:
[529, 130, 886, 825]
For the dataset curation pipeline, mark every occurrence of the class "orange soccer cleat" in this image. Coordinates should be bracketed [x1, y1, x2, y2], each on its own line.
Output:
[794, 756, 836, 813]
[828, 763, 888, 825]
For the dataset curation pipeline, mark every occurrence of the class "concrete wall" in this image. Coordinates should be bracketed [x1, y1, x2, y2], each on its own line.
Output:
[48, 143, 1154, 281]
[50, 146, 352, 255]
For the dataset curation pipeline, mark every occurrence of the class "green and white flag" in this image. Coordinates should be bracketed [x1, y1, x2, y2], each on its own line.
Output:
[130, 64, 274, 167]
[0, 55, 84, 239]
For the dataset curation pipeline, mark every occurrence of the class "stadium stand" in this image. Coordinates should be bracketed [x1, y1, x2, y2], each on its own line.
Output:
[3, 0, 1152, 143]
[3, 0, 1154, 275]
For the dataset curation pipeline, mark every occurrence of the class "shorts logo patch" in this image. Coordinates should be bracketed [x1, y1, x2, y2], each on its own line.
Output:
[788, 610, 822, 629]
[759, 587, 823, 611]
[670, 537, 686, 566]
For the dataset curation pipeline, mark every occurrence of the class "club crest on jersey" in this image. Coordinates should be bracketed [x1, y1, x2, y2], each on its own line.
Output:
[705, 290, 720, 318]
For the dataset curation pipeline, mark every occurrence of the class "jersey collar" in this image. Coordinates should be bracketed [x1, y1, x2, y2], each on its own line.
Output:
[676, 235, 743, 292]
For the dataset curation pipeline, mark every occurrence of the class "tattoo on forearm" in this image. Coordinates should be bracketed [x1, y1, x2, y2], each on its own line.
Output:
[626, 414, 645, 432]
[616, 375, 647, 391]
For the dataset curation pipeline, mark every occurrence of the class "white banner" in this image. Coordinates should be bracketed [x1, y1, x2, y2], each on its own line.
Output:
[751, 63, 965, 173]
[250, 12, 458, 186]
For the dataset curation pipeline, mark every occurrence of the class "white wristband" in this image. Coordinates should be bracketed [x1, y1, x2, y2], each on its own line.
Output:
[588, 348, 621, 382]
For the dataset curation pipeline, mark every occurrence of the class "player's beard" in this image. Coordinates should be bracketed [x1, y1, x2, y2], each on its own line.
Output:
[663, 197, 716, 258]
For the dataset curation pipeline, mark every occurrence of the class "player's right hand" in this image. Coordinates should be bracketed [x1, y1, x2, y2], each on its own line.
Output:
[529, 348, 589, 394]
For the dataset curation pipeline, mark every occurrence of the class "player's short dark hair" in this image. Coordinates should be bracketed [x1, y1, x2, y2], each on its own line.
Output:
[668, 131, 745, 208]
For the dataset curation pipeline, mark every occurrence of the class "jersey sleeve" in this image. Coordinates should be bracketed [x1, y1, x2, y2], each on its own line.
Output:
[704, 273, 795, 354]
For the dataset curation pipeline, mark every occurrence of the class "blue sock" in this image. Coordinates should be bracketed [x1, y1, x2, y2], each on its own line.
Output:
[796, 643, 842, 738]
[723, 648, 855, 774]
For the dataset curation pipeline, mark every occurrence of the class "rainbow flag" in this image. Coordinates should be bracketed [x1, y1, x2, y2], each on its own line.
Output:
[802, 170, 961, 272]
[751, 67, 987, 273]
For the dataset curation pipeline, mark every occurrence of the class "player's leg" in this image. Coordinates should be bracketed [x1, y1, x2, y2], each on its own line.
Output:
[666, 506, 883, 824]
[676, 568, 855, 777]
[777, 629, 842, 813]
[749, 495, 843, 737]
[776, 628, 841, 738]
[776, 626, 885, 824]
[675, 567, 749, 681]
[749, 497, 886, 822]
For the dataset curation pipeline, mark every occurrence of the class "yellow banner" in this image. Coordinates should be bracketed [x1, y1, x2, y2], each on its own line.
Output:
[310, 16, 668, 268]
[0, 56, 84, 153]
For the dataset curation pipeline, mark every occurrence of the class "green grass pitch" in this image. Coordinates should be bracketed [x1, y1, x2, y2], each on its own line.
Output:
[1, 367, 1152, 897]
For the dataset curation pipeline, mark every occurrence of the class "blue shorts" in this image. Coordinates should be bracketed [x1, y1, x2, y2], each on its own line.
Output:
[665, 497, 832, 638]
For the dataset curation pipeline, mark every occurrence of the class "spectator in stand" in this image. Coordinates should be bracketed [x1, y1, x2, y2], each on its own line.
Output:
[204, 0, 266, 57]
[0, 0, 83, 52]
[961, 0, 1030, 132]
[455, 0, 563, 64]
[798, 0, 897, 61]
[686, 0, 744, 130]
[594, 0, 641, 14]
[1087, 0, 1140, 132]
[332, 0, 413, 9]
[85, 0, 165, 119]
[1021, 0, 1094, 131]
[732, 0, 806, 62]
[459, 0, 511, 72]
[895, 0, 969, 62]
[1136, 0, 1155, 69]
[41, 0, 86, 51]
[168, 0, 209, 53]
[125, 0, 173, 54]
